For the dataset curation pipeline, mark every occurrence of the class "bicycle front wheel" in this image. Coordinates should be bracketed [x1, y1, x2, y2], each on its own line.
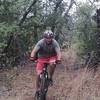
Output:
[39, 75, 48, 100]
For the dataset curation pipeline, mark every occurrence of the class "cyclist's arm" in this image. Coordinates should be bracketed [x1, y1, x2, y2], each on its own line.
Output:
[54, 40, 61, 60]
[55, 48, 61, 60]
[30, 41, 41, 58]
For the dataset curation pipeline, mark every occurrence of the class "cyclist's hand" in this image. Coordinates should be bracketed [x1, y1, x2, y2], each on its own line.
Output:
[30, 57, 36, 62]
[56, 59, 61, 64]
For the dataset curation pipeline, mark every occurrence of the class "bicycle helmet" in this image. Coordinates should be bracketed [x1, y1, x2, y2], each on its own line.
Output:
[43, 30, 54, 39]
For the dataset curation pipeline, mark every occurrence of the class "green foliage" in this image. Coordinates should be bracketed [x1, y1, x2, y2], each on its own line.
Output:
[0, 22, 18, 50]
[1, 0, 96, 68]
[73, 3, 97, 57]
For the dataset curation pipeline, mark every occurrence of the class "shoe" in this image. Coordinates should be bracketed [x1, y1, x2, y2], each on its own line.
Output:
[48, 78, 53, 86]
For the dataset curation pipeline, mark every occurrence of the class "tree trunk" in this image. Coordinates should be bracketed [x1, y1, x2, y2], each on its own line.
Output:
[18, 0, 38, 26]
[51, 0, 63, 32]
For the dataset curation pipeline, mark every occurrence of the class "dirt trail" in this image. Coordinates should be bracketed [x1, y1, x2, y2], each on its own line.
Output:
[0, 50, 100, 100]
[0, 63, 78, 100]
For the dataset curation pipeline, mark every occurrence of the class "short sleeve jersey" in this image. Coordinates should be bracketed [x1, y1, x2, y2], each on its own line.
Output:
[34, 39, 60, 58]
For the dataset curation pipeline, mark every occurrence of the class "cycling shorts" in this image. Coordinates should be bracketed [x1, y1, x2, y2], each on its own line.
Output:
[36, 56, 57, 75]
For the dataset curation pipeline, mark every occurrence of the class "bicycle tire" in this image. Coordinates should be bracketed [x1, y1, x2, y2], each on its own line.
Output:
[39, 74, 48, 100]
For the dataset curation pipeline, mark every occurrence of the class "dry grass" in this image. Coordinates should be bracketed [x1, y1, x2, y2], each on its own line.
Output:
[0, 49, 100, 100]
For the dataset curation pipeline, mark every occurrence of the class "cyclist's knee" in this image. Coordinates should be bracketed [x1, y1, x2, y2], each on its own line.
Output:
[49, 62, 56, 67]
[36, 69, 43, 75]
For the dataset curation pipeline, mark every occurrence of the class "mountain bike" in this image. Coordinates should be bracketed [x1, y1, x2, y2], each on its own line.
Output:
[30, 58, 61, 100]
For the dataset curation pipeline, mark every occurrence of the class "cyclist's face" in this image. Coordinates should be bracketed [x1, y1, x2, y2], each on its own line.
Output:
[45, 38, 52, 44]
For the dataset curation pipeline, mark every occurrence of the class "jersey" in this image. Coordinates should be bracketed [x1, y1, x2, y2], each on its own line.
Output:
[34, 39, 60, 58]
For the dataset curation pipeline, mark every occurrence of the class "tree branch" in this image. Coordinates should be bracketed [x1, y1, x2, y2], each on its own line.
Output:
[51, 0, 63, 32]
[54, 0, 63, 12]
[18, 0, 37, 26]
[64, 0, 75, 17]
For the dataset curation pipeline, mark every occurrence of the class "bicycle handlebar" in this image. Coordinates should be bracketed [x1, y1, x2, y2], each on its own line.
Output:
[30, 57, 61, 64]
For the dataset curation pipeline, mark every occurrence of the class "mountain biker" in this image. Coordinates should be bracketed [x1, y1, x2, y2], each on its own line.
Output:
[30, 30, 61, 95]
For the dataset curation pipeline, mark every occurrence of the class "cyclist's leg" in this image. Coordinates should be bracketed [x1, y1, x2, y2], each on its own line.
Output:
[48, 56, 57, 82]
[48, 63, 56, 80]
[35, 75, 40, 97]
[36, 62, 44, 93]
